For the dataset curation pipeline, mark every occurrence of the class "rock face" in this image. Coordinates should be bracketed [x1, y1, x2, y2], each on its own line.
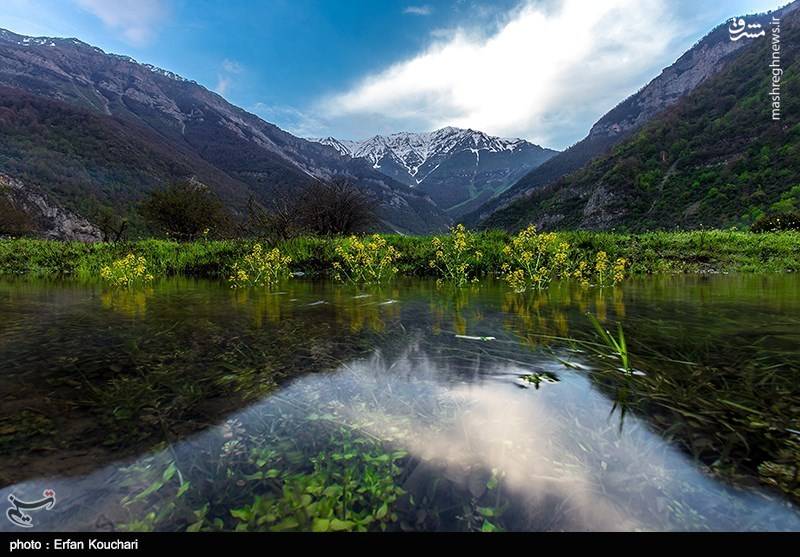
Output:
[311, 127, 557, 218]
[0, 174, 101, 241]
[0, 29, 450, 235]
[586, 24, 758, 140]
[464, 1, 799, 227]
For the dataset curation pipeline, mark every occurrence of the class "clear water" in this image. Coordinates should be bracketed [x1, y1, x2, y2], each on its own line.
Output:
[1, 275, 798, 531]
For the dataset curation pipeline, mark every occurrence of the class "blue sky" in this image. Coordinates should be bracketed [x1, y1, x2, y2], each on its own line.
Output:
[0, 0, 790, 149]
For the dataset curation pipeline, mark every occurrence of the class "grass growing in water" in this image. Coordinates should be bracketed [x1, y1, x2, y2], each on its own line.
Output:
[586, 312, 632, 374]
[118, 418, 408, 532]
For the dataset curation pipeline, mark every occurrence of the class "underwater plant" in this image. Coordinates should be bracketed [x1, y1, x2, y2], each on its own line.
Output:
[119, 424, 408, 532]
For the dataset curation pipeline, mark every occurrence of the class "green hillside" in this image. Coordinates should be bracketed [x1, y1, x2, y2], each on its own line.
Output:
[481, 11, 800, 232]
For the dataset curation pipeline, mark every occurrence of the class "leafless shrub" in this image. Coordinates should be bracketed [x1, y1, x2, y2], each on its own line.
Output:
[244, 178, 377, 240]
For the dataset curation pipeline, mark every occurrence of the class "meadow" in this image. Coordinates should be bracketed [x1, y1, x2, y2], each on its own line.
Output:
[0, 230, 798, 280]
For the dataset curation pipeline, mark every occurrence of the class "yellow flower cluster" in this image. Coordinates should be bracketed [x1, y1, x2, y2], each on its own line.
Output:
[572, 260, 591, 288]
[228, 244, 292, 288]
[500, 225, 571, 292]
[333, 234, 400, 284]
[592, 251, 628, 287]
[502, 226, 627, 291]
[595, 251, 609, 274]
[613, 257, 627, 285]
[428, 224, 482, 287]
[100, 254, 155, 288]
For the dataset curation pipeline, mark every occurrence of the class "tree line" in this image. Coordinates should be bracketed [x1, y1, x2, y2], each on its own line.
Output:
[27, 177, 378, 242]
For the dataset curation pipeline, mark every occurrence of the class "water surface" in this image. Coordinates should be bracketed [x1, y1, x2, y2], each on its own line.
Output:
[1, 275, 798, 531]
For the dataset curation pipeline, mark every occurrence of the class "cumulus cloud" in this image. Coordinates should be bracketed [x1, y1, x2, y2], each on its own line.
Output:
[74, 0, 167, 46]
[319, 0, 684, 148]
[403, 5, 432, 16]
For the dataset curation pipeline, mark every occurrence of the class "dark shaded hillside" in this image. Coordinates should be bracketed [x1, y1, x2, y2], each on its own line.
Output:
[0, 88, 257, 224]
[464, 1, 799, 227]
[0, 29, 450, 235]
[481, 10, 800, 232]
[415, 141, 557, 218]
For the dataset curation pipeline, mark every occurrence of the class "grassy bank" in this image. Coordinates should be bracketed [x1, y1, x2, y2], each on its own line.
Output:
[0, 230, 798, 280]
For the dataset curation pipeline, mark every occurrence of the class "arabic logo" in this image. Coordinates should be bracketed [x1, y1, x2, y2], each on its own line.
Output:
[729, 18, 766, 41]
[6, 489, 56, 528]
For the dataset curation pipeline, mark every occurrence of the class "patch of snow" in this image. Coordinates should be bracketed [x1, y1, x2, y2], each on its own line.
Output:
[308, 127, 536, 184]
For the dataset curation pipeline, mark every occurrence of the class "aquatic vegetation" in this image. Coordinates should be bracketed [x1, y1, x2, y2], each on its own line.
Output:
[228, 244, 292, 288]
[501, 225, 571, 292]
[595, 252, 628, 287]
[500, 227, 629, 291]
[520, 371, 560, 389]
[586, 312, 631, 374]
[428, 224, 483, 287]
[333, 235, 400, 284]
[228, 442, 406, 532]
[100, 254, 154, 288]
[759, 457, 800, 500]
[0, 410, 54, 453]
[119, 423, 408, 532]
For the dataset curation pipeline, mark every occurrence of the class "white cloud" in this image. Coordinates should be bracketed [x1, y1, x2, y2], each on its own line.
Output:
[221, 59, 244, 74]
[215, 76, 232, 96]
[403, 5, 432, 16]
[74, 0, 167, 46]
[252, 103, 330, 138]
[319, 0, 685, 149]
[215, 59, 243, 96]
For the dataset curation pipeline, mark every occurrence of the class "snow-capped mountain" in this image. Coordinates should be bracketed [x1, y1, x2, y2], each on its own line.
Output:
[0, 28, 452, 235]
[311, 127, 557, 218]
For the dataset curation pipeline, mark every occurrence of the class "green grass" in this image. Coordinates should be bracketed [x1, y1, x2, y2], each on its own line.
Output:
[0, 230, 798, 279]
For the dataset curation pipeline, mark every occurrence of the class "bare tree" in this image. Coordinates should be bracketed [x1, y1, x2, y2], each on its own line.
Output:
[240, 195, 300, 242]
[243, 178, 377, 239]
[93, 207, 128, 242]
[295, 178, 377, 236]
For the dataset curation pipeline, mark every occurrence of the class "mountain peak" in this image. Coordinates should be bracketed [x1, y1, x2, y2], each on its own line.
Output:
[309, 127, 557, 218]
[311, 127, 548, 178]
[0, 28, 194, 84]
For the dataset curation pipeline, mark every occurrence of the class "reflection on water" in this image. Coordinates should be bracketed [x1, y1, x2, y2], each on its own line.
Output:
[0, 275, 799, 531]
